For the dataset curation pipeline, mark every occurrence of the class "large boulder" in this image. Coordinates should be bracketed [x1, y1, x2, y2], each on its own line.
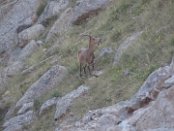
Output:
[39, 97, 58, 115]
[56, 58, 174, 131]
[4, 61, 24, 77]
[134, 86, 174, 130]
[16, 65, 67, 108]
[18, 24, 45, 48]
[46, 0, 109, 42]
[46, 8, 73, 42]
[18, 40, 40, 61]
[54, 85, 89, 121]
[38, 0, 70, 24]
[3, 110, 36, 131]
[71, 0, 110, 25]
[0, 0, 39, 54]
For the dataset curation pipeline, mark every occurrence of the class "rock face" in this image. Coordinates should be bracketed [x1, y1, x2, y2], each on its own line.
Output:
[56, 59, 174, 131]
[3, 110, 36, 131]
[17, 102, 34, 115]
[71, 0, 109, 25]
[3, 65, 68, 130]
[46, 0, 109, 42]
[18, 24, 45, 48]
[4, 61, 24, 77]
[0, 0, 39, 54]
[18, 40, 40, 61]
[39, 97, 58, 115]
[38, 0, 70, 24]
[54, 85, 89, 121]
[134, 86, 174, 130]
[46, 8, 73, 42]
[16, 65, 68, 108]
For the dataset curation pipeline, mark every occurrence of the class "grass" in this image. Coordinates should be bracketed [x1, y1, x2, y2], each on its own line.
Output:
[36, 0, 47, 17]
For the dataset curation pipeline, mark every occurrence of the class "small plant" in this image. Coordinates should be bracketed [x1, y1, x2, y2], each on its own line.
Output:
[51, 91, 62, 98]
[170, 37, 174, 46]
[34, 99, 42, 111]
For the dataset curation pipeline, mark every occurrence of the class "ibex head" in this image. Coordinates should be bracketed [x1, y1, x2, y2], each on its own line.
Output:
[80, 34, 102, 48]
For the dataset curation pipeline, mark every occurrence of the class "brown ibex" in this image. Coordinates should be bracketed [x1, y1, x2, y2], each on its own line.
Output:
[78, 34, 101, 77]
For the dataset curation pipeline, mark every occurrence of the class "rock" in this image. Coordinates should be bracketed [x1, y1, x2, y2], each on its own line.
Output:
[132, 86, 174, 131]
[54, 85, 89, 121]
[0, 0, 39, 54]
[18, 40, 39, 61]
[16, 65, 67, 108]
[3, 110, 36, 131]
[143, 128, 174, 131]
[164, 75, 174, 88]
[16, 24, 32, 34]
[17, 102, 33, 115]
[46, 0, 109, 42]
[135, 62, 174, 98]
[0, 69, 7, 91]
[71, 0, 110, 25]
[96, 114, 119, 131]
[99, 47, 113, 58]
[38, 0, 69, 24]
[36, 40, 44, 46]
[92, 70, 104, 77]
[46, 8, 73, 42]
[18, 24, 45, 48]
[5, 61, 24, 77]
[1, 40, 39, 78]
[56, 59, 174, 131]
[39, 97, 58, 115]
[123, 69, 130, 76]
[113, 31, 143, 65]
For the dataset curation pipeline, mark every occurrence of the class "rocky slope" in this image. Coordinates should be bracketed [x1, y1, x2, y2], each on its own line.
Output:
[0, 0, 174, 131]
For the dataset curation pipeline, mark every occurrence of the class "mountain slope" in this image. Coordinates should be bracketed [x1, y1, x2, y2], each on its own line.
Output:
[0, 0, 174, 131]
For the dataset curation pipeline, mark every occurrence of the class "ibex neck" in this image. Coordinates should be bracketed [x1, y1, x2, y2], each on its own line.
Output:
[88, 42, 95, 52]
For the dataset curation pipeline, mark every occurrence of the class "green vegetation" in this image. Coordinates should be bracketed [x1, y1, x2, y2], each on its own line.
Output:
[36, 0, 47, 17]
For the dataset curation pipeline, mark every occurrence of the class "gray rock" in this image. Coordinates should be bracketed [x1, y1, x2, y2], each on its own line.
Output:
[3, 110, 36, 131]
[135, 63, 173, 98]
[0, 68, 7, 91]
[113, 31, 143, 65]
[92, 70, 104, 77]
[18, 24, 45, 48]
[17, 102, 34, 115]
[46, 0, 109, 42]
[99, 47, 113, 58]
[39, 97, 58, 115]
[0, 0, 39, 54]
[16, 65, 67, 108]
[56, 58, 174, 131]
[134, 86, 174, 131]
[18, 40, 39, 61]
[54, 85, 89, 121]
[5, 61, 24, 77]
[123, 69, 130, 76]
[46, 8, 73, 42]
[164, 75, 174, 88]
[71, 0, 109, 25]
[1, 40, 40, 78]
[143, 128, 174, 131]
[38, 0, 69, 23]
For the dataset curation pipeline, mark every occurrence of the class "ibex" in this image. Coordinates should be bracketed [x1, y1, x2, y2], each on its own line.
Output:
[78, 34, 101, 77]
